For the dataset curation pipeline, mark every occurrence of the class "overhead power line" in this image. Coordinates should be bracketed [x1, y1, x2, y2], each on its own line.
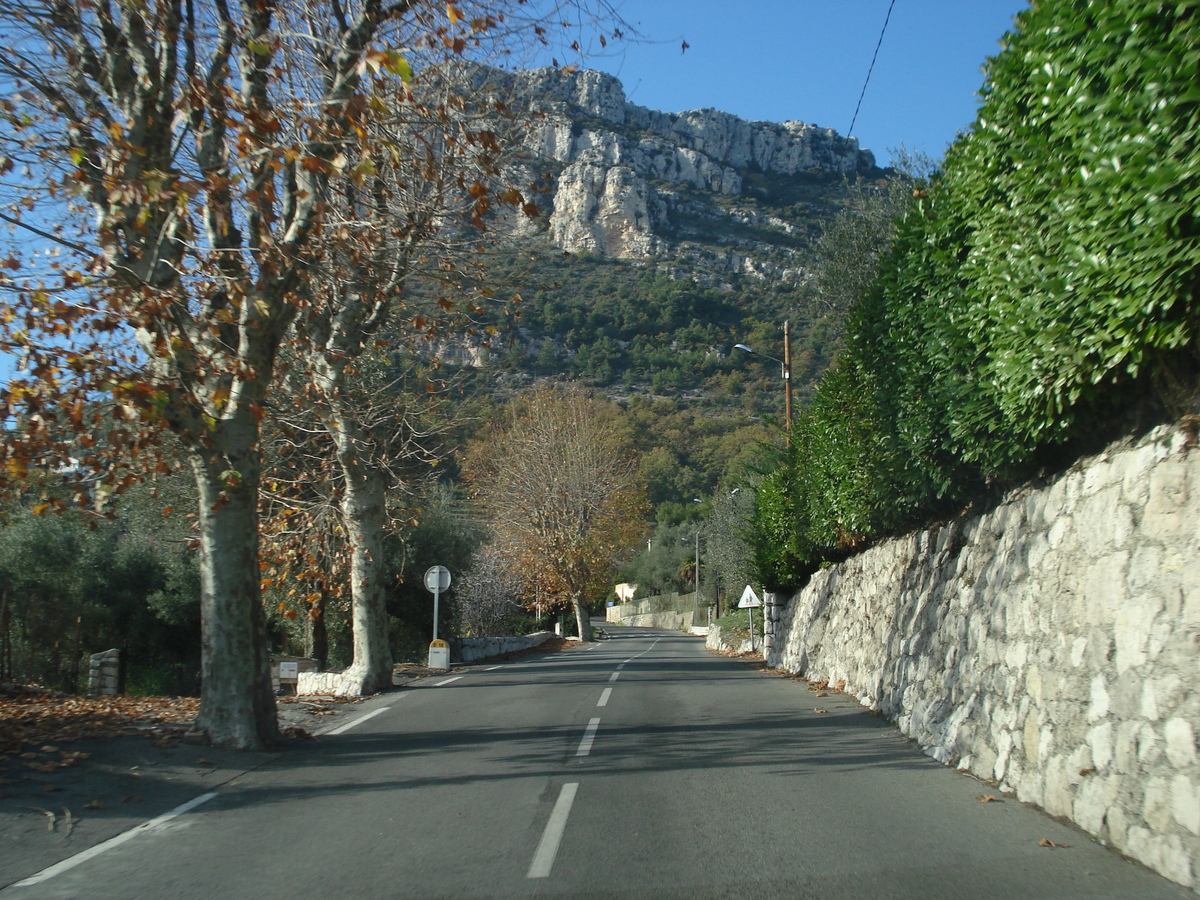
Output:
[847, 0, 898, 139]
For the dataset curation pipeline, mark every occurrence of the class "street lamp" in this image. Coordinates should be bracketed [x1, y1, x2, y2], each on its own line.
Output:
[734, 320, 793, 431]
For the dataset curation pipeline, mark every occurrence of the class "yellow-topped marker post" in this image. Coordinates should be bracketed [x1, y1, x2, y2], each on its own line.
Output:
[424, 565, 452, 670]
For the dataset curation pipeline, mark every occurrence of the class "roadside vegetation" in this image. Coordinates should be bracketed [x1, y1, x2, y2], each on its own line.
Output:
[748, 0, 1200, 591]
[7, 0, 1189, 731]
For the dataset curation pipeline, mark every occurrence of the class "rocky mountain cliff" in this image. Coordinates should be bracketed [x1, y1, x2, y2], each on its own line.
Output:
[492, 67, 879, 286]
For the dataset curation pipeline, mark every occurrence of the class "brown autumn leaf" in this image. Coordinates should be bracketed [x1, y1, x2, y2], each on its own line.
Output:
[976, 794, 1000, 803]
[813, 709, 829, 714]
[195, 758, 215, 766]
[83, 800, 106, 810]
[1039, 838, 1070, 848]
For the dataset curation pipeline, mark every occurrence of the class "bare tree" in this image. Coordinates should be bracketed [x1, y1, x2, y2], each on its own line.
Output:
[264, 357, 454, 692]
[455, 544, 523, 637]
[0, 0, 601, 747]
[463, 386, 646, 640]
[285, 57, 537, 694]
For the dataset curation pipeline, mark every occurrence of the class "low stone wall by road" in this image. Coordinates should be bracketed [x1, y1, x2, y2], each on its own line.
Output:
[607, 591, 709, 632]
[705, 624, 755, 655]
[296, 632, 556, 697]
[450, 631, 555, 663]
[618, 609, 696, 631]
[765, 422, 1200, 891]
[296, 671, 354, 697]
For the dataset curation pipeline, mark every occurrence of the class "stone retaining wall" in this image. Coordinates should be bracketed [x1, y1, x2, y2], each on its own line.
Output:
[618, 610, 696, 631]
[705, 624, 755, 655]
[450, 631, 555, 663]
[765, 422, 1200, 891]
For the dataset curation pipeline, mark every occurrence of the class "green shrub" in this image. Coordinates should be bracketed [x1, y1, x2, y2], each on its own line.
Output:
[749, 0, 1200, 591]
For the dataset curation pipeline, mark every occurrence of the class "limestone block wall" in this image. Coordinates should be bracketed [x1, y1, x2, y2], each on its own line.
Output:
[766, 423, 1200, 891]
[617, 609, 695, 631]
[450, 632, 555, 664]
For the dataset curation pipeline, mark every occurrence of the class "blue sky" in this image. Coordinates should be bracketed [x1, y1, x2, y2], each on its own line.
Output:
[572, 1, 1031, 167]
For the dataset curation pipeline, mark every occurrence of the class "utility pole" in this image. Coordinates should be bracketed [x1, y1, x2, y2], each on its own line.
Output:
[783, 320, 793, 433]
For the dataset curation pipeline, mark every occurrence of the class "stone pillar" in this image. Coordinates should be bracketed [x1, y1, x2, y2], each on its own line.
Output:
[88, 648, 122, 696]
[762, 592, 781, 661]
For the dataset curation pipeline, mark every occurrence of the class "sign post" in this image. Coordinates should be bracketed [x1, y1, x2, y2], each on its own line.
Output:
[424, 565, 452, 670]
[738, 585, 762, 651]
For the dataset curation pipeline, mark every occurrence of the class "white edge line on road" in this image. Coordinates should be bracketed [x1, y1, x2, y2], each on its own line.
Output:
[13, 791, 219, 888]
[575, 717, 601, 757]
[485, 665, 504, 671]
[327, 704, 394, 736]
[597, 688, 612, 708]
[608, 671, 619, 683]
[527, 783, 579, 879]
[433, 676, 463, 687]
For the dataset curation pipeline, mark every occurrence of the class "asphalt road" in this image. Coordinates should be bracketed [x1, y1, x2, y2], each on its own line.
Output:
[3, 626, 1191, 900]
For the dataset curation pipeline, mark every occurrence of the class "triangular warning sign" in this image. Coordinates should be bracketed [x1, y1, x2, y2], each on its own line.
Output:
[738, 585, 761, 608]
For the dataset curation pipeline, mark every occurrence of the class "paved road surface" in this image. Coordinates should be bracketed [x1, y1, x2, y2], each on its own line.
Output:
[3, 626, 1191, 899]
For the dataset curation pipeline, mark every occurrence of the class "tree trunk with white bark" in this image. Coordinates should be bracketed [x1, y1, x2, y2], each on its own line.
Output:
[334, 415, 394, 696]
[187, 414, 279, 750]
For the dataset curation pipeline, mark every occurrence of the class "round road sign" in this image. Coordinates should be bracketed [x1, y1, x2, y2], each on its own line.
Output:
[424, 565, 451, 592]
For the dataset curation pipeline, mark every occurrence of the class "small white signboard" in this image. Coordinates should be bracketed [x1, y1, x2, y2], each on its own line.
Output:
[278, 661, 299, 680]
[738, 585, 762, 609]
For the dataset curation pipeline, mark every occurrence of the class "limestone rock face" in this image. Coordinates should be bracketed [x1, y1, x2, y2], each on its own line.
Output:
[626, 106, 870, 176]
[500, 67, 877, 275]
[548, 162, 666, 257]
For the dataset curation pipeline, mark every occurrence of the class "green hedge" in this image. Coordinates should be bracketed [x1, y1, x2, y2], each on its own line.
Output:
[750, 0, 1200, 590]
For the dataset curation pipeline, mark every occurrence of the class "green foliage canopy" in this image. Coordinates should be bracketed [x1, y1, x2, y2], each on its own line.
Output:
[748, 0, 1200, 591]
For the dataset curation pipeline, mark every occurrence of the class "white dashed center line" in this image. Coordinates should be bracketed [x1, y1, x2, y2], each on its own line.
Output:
[14, 791, 219, 888]
[575, 717, 601, 757]
[527, 783, 579, 879]
[597, 688, 612, 707]
[327, 704, 396, 736]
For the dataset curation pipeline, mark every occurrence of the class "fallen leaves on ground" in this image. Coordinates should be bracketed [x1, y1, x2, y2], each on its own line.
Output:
[1039, 838, 1071, 849]
[976, 794, 1001, 803]
[0, 682, 199, 764]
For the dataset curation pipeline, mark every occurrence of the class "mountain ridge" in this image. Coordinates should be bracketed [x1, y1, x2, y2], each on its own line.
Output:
[488, 66, 879, 285]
